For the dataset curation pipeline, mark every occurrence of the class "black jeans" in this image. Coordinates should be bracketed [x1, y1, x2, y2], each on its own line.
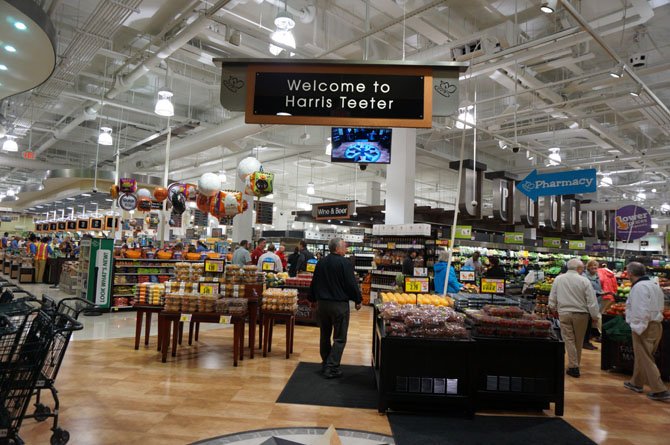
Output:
[317, 300, 350, 372]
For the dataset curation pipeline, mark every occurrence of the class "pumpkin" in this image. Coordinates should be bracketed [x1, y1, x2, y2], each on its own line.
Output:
[153, 186, 168, 202]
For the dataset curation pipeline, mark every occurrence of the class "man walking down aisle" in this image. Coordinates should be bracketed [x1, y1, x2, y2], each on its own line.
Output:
[309, 237, 362, 379]
[549, 259, 599, 378]
[623, 262, 670, 401]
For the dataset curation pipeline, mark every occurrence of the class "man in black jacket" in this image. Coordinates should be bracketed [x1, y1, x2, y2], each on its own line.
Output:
[309, 237, 362, 379]
[295, 240, 315, 273]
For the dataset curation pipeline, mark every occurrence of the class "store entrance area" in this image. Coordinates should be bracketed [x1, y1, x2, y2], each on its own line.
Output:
[6, 278, 666, 445]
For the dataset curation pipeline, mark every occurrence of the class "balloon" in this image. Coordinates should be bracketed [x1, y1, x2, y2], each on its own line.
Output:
[137, 197, 152, 212]
[248, 170, 274, 197]
[243, 176, 253, 195]
[224, 192, 242, 216]
[171, 193, 186, 214]
[137, 188, 152, 199]
[237, 157, 262, 181]
[153, 187, 168, 202]
[109, 184, 119, 199]
[197, 172, 221, 197]
[168, 182, 186, 197]
[196, 193, 212, 213]
[184, 183, 198, 200]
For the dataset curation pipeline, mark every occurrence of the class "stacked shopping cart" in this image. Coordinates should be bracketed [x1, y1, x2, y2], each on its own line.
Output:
[0, 294, 86, 445]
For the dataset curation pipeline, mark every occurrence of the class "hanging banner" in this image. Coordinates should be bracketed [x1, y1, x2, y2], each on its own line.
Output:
[217, 59, 467, 128]
[611, 205, 652, 241]
[454, 225, 472, 239]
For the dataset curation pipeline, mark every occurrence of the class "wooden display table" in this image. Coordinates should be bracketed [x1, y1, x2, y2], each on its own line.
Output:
[261, 312, 295, 359]
[134, 305, 164, 350]
[158, 311, 246, 366]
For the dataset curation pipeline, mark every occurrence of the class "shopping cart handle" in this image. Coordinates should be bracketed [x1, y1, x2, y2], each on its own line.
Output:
[55, 312, 84, 332]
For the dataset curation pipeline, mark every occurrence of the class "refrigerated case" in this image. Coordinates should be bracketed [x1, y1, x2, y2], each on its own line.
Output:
[77, 238, 114, 310]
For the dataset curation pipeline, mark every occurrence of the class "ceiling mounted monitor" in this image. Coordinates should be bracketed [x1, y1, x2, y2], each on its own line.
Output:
[330, 127, 392, 165]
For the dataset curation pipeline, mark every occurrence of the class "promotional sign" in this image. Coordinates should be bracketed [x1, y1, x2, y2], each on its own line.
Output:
[568, 240, 586, 250]
[90, 218, 103, 230]
[199, 282, 220, 295]
[481, 278, 505, 294]
[77, 219, 89, 230]
[306, 258, 318, 273]
[261, 258, 276, 272]
[543, 237, 561, 248]
[516, 168, 597, 200]
[255, 200, 273, 225]
[454, 225, 472, 239]
[57, 222, 66, 231]
[504, 232, 524, 244]
[95, 249, 112, 306]
[67, 221, 77, 230]
[204, 259, 225, 273]
[118, 193, 138, 211]
[313, 201, 354, 220]
[413, 267, 428, 277]
[459, 270, 476, 282]
[611, 205, 652, 241]
[404, 277, 430, 293]
[49, 222, 57, 231]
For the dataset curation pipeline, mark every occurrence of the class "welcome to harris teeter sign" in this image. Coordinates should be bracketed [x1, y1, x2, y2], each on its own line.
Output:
[216, 59, 467, 128]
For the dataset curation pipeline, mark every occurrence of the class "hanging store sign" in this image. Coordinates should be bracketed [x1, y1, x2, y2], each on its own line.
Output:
[543, 195, 561, 231]
[568, 240, 586, 250]
[543, 237, 561, 248]
[487, 171, 517, 224]
[450, 160, 486, 219]
[563, 197, 580, 234]
[217, 59, 467, 128]
[504, 232, 524, 244]
[313, 201, 354, 220]
[611, 205, 652, 241]
[454, 225, 472, 239]
[581, 210, 595, 237]
[517, 169, 597, 200]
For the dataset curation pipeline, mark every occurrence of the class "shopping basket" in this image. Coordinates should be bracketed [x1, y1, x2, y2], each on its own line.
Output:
[24, 297, 92, 445]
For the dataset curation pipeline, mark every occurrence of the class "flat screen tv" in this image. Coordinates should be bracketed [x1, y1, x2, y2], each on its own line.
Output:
[330, 127, 392, 164]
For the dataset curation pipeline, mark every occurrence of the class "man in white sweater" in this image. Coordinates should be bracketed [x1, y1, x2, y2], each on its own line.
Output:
[623, 262, 669, 401]
[549, 259, 600, 378]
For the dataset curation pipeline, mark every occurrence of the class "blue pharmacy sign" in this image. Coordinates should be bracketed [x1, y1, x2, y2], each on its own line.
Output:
[516, 169, 597, 200]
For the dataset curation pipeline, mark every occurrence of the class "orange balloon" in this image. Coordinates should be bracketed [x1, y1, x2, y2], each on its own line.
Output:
[153, 186, 168, 202]
[109, 184, 119, 199]
[196, 193, 211, 213]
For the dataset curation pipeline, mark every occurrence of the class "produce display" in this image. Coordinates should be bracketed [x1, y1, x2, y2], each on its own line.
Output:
[284, 273, 313, 287]
[616, 281, 632, 300]
[261, 288, 298, 313]
[174, 262, 205, 281]
[534, 278, 554, 294]
[380, 292, 454, 307]
[533, 295, 552, 317]
[225, 264, 263, 284]
[136, 283, 165, 305]
[461, 283, 479, 294]
[379, 302, 468, 339]
[465, 305, 553, 338]
[266, 272, 289, 287]
[606, 303, 626, 316]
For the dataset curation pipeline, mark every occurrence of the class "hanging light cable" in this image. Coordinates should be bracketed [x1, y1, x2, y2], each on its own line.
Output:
[307, 158, 315, 195]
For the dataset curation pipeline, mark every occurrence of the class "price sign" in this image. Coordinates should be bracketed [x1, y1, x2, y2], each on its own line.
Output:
[455, 225, 472, 239]
[179, 313, 192, 322]
[262, 259, 276, 271]
[413, 267, 428, 277]
[198, 283, 220, 294]
[568, 240, 586, 250]
[481, 278, 505, 294]
[204, 259, 224, 273]
[387, 242, 396, 249]
[306, 258, 318, 273]
[404, 277, 429, 293]
[459, 270, 476, 282]
[219, 315, 232, 324]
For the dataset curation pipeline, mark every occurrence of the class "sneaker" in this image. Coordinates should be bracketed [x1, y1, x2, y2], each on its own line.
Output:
[623, 382, 644, 393]
[583, 343, 598, 350]
[323, 369, 344, 379]
[647, 391, 670, 401]
[566, 367, 580, 378]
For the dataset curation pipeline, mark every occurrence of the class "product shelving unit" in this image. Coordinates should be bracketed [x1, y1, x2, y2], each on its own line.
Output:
[77, 238, 114, 310]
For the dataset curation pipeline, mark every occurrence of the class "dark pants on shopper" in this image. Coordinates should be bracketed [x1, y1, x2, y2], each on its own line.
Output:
[317, 299, 350, 372]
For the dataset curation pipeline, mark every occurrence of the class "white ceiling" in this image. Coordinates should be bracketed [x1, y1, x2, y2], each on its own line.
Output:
[2, 0, 670, 222]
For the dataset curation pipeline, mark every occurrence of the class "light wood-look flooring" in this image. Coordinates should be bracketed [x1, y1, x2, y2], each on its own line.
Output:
[16, 307, 670, 444]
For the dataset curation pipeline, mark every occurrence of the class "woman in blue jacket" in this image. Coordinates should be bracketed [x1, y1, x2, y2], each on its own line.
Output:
[434, 250, 462, 294]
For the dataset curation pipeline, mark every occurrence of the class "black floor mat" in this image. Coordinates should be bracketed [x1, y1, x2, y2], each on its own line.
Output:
[388, 412, 596, 445]
[276, 362, 378, 410]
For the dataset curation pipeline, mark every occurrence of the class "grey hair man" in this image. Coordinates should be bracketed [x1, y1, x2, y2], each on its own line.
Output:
[309, 237, 362, 379]
[623, 262, 669, 400]
[549, 258, 599, 378]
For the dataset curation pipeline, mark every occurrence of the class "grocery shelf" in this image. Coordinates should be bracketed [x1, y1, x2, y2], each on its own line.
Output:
[355, 266, 374, 270]
[372, 244, 425, 249]
[371, 270, 399, 276]
[371, 284, 397, 290]
[114, 273, 175, 276]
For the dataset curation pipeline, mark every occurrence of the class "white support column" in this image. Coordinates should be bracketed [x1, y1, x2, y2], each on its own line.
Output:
[367, 181, 381, 206]
[385, 128, 416, 224]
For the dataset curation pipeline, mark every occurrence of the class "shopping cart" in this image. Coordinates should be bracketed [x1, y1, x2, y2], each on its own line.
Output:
[24, 297, 93, 445]
[1, 302, 82, 445]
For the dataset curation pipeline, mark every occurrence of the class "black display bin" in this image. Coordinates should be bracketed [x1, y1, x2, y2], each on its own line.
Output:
[601, 314, 670, 381]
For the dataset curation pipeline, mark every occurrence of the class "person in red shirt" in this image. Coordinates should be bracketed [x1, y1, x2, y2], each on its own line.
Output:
[250, 238, 267, 265]
[277, 243, 288, 271]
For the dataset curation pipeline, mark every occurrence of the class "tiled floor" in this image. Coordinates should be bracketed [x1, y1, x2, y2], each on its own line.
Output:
[2, 275, 669, 444]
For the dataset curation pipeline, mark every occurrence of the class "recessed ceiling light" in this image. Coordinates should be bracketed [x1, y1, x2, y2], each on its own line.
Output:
[4, 45, 16, 53]
[14, 22, 27, 31]
[0, 65, 7, 71]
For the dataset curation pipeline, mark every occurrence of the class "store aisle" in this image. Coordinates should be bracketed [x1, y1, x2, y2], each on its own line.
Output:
[4, 277, 668, 444]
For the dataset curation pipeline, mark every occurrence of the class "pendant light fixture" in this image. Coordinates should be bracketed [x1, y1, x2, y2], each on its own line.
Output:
[547, 147, 561, 166]
[98, 126, 113, 145]
[306, 158, 315, 195]
[600, 174, 613, 187]
[269, 2, 296, 56]
[455, 106, 475, 129]
[2, 135, 18, 152]
[155, 60, 175, 117]
[540, 0, 558, 14]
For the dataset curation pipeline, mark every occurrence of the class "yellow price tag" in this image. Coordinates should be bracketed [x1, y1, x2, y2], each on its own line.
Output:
[405, 281, 422, 293]
[179, 313, 192, 322]
[481, 278, 504, 294]
[219, 315, 232, 324]
[481, 281, 498, 293]
[200, 285, 214, 294]
[262, 261, 275, 271]
[306, 263, 316, 273]
[205, 261, 222, 272]
[387, 242, 396, 249]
